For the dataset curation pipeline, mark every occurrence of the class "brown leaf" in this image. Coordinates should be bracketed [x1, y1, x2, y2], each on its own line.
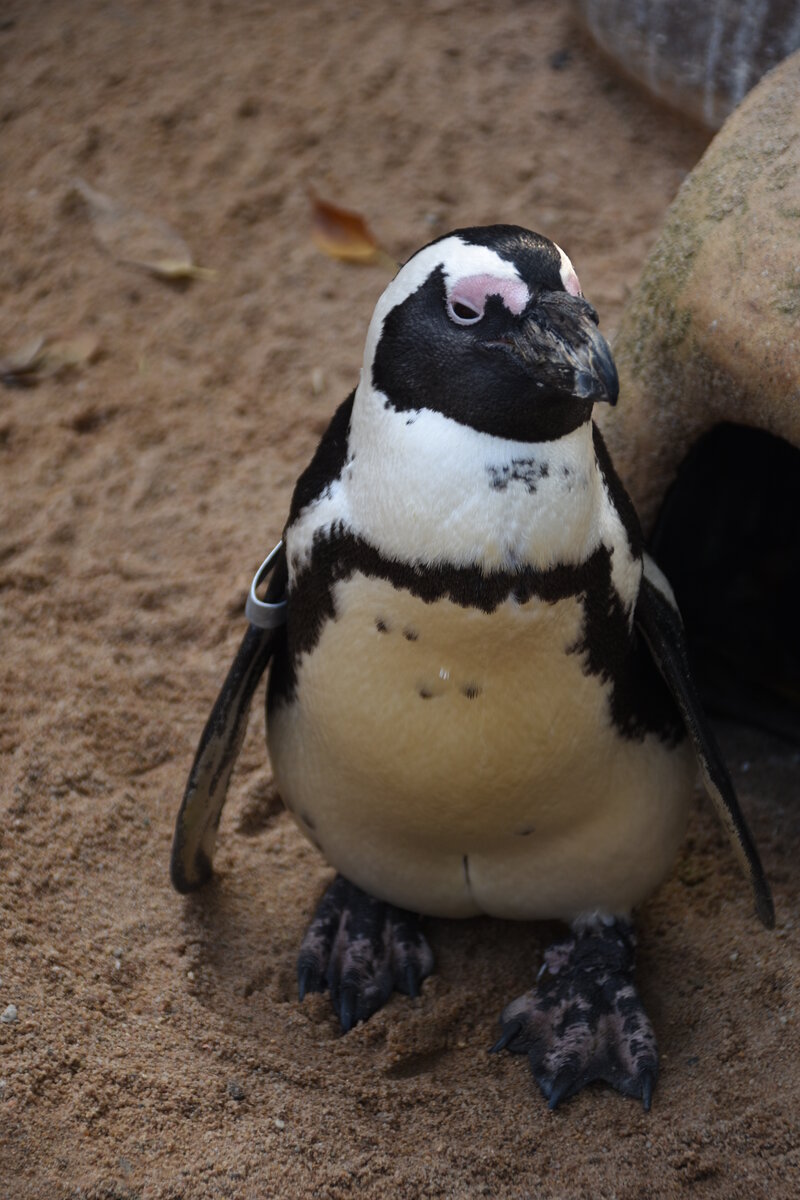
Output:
[0, 333, 100, 388]
[310, 193, 396, 269]
[73, 178, 215, 281]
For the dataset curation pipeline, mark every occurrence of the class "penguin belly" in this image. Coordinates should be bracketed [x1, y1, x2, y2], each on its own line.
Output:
[267, 572, 695, 921]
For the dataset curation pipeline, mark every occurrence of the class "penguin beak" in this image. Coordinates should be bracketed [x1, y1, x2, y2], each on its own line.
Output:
[495, 294, 619, 407]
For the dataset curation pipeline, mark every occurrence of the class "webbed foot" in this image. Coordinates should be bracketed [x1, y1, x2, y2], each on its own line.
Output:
[297, 874, 434, 1031]
[492, 920, 657, 1110]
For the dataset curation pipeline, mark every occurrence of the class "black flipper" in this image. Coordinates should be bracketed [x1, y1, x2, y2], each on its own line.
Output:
[170, 546, 287, 893]
[636, 557, 774, 928]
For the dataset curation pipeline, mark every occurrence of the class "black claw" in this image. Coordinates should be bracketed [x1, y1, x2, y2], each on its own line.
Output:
[297, 960, 324, 1002]
[338, 983, 358, 1033]
[403, 963, 419, 999]
[489, 1020, 522, 1055]
[640, 1069, 655, 1113]
[546, 1067, 576, 1111]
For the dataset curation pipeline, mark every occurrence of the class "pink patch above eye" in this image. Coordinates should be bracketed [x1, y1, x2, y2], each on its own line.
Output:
[448, 274, 531, 317]
[562, 267, 582, 297]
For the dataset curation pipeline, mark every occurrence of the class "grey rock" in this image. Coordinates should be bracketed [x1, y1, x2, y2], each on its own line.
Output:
[577, 0, 800, 129]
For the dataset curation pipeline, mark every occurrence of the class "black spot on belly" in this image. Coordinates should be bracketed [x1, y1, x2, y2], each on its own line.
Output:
[419, 688, 432, 700]
[376, 618, 390, 633]
[403, 627, 419, 641]
[461, 684, 482, 699]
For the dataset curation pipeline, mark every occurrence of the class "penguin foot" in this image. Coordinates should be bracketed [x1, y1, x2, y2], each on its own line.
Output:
[297, 874, 434, 1032]
[491, 920, 657, 1110]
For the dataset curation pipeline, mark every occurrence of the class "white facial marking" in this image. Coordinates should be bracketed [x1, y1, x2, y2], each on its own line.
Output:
[447, 273, 530, 324]
[554, 241, 582, 297]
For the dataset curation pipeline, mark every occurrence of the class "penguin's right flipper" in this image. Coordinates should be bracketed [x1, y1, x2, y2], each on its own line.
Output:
[170, 548, 287, 893]
[636, 557, 775, 929]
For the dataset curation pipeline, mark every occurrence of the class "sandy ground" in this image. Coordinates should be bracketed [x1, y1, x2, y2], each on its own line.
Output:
[1, 2, 798, 1197]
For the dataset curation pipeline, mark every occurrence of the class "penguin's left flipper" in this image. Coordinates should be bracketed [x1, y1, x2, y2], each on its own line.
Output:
[636, 556, 775, 929]
[170, 548, 287, 894]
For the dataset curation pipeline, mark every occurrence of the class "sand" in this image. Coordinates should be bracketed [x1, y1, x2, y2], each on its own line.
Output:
[1, 2, 797, 1197]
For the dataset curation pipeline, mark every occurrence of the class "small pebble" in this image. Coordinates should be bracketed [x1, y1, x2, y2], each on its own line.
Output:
[1, 1005, 18, 1024]
[274, 1118, 285, 1130]
[227, 1080, 245, 1101]
[549, 48, 572, 71]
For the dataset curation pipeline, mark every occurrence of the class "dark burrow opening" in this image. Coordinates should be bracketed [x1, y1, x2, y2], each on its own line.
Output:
[649, 422, 800, 744]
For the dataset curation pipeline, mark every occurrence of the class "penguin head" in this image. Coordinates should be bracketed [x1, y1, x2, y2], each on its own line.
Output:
[363, 225, 618, 444]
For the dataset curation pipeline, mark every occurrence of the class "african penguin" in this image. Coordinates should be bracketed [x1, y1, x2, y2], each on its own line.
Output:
[171, 225, 773, 1111]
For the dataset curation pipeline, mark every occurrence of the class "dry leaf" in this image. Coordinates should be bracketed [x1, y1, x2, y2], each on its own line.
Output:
[143, 258, 216, 282]
[0, 336, 46, 385]
[310, 193, 396, 269]
[0, 333, 100, 387]
[73, 178, 215, 281]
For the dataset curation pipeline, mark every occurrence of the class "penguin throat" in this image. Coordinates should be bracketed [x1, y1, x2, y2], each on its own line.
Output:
[344, 387, 601, 574]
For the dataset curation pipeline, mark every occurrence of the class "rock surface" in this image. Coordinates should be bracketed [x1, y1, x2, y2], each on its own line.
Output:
[577, 0, 800, 130]
[600, 49, 800, 530]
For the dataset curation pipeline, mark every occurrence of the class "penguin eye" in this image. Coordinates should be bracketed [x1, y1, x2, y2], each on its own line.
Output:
[447, 297, 483, 325]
